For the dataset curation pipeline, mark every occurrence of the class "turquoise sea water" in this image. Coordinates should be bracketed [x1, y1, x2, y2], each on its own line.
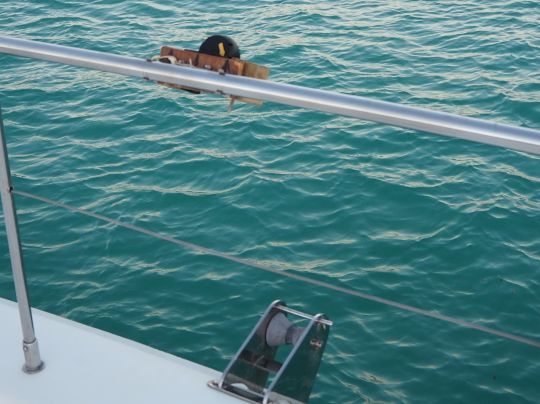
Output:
[1, 1, 539, 402]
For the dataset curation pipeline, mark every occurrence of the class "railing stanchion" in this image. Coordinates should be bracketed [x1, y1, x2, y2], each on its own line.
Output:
[0, 103, 43, 373]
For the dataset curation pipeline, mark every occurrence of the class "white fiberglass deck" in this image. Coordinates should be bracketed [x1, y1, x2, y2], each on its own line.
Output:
[0, 298, 240, 404]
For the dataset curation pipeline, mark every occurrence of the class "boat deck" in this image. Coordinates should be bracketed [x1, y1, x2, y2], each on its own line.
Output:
[0, 298, 240, 403]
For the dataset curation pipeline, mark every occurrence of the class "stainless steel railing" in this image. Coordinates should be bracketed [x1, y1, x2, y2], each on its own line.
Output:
[0, 105, 43, 373]
[1, 36, 539, 155]
[0, 35, 539, 373]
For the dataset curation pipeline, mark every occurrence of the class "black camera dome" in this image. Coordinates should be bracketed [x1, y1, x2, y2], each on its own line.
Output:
[199, 35, 240, 59]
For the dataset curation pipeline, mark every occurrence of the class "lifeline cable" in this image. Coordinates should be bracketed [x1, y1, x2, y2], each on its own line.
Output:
[12, 188, 540, 350]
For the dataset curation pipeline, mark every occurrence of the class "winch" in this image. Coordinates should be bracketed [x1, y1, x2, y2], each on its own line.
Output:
[209, 300, 332, 403]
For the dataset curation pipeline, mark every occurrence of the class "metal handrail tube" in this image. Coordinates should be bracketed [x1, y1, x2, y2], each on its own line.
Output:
[1, 36, 539, 155]
[0, 104, 43, 373]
